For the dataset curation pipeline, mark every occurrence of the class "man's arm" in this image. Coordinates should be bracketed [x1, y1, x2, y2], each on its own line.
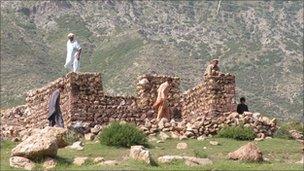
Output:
[75, 41, 82, 60]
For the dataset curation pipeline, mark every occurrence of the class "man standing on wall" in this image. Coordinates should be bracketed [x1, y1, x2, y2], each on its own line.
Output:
[204, 59, 220, 76]
[48, 85, 64, 127]
[237, 97, 249, 114]
[152, 78, 173, 121]
[64, 33, 82, 72]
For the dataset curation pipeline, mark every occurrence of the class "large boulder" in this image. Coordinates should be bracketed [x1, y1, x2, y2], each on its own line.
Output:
[9, 156, 35, 170]
[129, 145, 151, 164]
[228, 142, 263, 162]
[11, 127, 68, 160]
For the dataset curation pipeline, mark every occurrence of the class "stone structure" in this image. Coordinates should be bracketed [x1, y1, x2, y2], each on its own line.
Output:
[1, 72, 277, 140]
[181, 74, 236, 120]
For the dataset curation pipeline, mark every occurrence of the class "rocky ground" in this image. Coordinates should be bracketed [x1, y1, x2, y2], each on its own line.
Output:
[1, 127, 303, 170]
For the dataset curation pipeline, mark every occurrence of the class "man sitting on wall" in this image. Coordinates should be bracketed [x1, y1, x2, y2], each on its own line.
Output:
[48, 85, 65, 127]
[152, 78, 173, 121]
[237, 97, 249, 114]
[204, 59, 220, 76]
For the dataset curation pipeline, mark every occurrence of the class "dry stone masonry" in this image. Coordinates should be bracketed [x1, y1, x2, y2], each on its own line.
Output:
[1, 72, 277, 140]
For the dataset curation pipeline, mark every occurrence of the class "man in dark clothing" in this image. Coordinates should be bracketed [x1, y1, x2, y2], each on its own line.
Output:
[237, 97, 249, 114]
[48, 85, 64, 127]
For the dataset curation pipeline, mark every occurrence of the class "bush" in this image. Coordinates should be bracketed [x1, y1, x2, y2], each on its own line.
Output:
[99, 122, 148, 148]
[273, 121, 303, 139]
[217, 125, 255, 140]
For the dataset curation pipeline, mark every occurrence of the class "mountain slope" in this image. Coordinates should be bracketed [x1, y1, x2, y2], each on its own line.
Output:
[0, 0, 303, 120]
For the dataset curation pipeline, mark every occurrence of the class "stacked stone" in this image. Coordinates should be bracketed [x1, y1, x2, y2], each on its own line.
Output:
[182, 74, 236, 119]
[0, 105, 27, 140]
[140, 112, 277, 138]
[136, 74, 181, 112]
[25, 76, 70, 129]
[68, 72, 104, 123]
[94, 95, 142, 125]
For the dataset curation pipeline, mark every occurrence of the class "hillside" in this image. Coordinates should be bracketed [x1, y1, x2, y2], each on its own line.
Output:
[0, 0, 303, 120]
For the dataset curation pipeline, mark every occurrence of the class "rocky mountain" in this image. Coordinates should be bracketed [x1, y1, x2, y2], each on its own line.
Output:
[1, 0, 303, 120]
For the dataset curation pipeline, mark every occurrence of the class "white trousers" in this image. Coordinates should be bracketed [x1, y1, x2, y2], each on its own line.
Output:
[64, 55, 79, 72]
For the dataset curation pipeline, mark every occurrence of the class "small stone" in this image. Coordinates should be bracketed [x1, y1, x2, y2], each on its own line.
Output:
[176, 143, 188, 150]
[197, 136, 206, 141]
[170, 132, 180, 139]
[209, 141, 219, 146]
[85, 133, 95, 141]
[265, 136, 272, 140]
[68, 141, 84, 151]
[73, 157, 88, 166]
[130, 145, 151, 164]
[93, 157, 104, 163]
[203, 147, 207, 150]
[254, 138, 264, 141]
[10, 156, 35, 170]
[179, 135, 188, 140]
[159, 132, 170, 141]
[99, 160, 119, 165]
[91, 125, 102, 134]
[43, 157, 57, 170]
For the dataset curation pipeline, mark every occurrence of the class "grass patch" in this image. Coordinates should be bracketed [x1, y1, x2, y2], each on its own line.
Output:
[0, 138, 303, 170]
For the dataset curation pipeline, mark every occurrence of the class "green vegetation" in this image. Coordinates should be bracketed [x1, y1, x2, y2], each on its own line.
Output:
[274, 121, 304, 139]
[217, 125, 256, 140]
[1, 138, 302, 170]
[99, 122, 148, 148]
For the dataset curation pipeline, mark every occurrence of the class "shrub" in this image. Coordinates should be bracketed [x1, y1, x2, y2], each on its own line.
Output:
[273, 121, 303, 139]
[99, 122, 148, 148]
[217, 125, 255, 140]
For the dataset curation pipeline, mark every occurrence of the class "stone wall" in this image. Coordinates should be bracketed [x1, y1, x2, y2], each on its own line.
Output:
[136, 74, 181, 112]
[181, 74, 236, 120]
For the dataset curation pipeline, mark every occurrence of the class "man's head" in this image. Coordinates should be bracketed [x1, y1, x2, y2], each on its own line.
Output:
[212, 59, 219, 66]
[166, 77, 173, 84]
[68, 33, 75, 41]
[240, 97, 246, 103]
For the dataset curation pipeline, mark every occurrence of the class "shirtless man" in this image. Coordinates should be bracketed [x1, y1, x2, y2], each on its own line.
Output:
[152, 78, 173, 121]
[204, 59, 220, 76]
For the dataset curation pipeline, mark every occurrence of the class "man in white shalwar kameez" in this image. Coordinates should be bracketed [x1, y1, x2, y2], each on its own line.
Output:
[64, 33, 82, 72]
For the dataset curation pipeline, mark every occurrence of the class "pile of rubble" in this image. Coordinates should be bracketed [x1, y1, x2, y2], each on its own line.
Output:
[140, 112, 277, 139]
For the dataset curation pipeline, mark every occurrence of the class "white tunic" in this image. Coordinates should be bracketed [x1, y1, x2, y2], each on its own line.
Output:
[64, 40, 81, 72]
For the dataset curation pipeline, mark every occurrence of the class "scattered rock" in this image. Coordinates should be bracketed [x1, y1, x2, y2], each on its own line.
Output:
[73, 157, 88, 166]
[176, 142, 188, 150]
[289, 130, 303, 140]
[197, 136, 206, 141]
[91, 125, 102, 135]
[43, 157, 57, 170]
[158, 155, 212, 166]
[179, 135, 188, 140]
[99, 160, 119, 165]
[157, 155, 184, 163]
[184, 157, 213, 166]
[11, 127, 68, 159]
[254, 138, 264, 141]
[130, 145, 151, 164]
[156, 140, 164, 143]
[9, 156, 35, 170]
[93, 157, 104, 163]
[209, 141, 219, 146]
[84, 133, 95, 141]
[68, 141, 84, 151]
[171, 132, 180, 139]
[159, 132, 170, 141]
[203, 147, 207, 150]
[228, 142, 263, 162]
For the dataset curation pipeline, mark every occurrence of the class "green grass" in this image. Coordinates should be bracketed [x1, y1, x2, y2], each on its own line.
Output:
[1, 138, 302, 170]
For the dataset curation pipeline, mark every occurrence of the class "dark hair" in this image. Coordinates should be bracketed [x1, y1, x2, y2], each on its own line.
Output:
[240, 97, 246, 102]
[167, 77, 173, 83]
